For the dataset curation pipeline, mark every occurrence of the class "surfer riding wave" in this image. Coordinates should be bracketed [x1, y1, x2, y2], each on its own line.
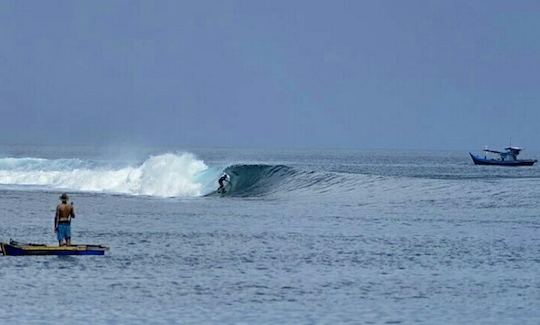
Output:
[217, 173, 230, 193]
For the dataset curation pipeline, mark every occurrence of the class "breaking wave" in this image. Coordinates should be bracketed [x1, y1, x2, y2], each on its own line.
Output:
[0, 152, 364, 198]
[0, 153, 350, 198]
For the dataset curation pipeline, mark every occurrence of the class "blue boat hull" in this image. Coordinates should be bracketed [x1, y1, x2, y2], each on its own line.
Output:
[1, 242, 108, 256]
[469, 153, 537, 166]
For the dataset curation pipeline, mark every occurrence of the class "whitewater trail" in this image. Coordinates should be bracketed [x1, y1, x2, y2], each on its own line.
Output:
[0, 153, 213, 197]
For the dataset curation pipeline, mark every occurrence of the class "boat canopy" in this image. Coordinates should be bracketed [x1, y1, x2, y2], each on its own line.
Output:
[484, 147, 524, 154]
[483, 149, 502, 154]
[505, 147, 523, 153]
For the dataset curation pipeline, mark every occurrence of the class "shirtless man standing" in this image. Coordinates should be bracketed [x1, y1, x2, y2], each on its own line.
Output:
[54, 193, 76, 246]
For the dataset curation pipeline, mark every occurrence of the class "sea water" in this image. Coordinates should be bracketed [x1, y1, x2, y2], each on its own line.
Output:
[0, 146, 539, 324]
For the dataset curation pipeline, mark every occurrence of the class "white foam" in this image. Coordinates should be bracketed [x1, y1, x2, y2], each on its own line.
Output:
[0, 153, 211, 197]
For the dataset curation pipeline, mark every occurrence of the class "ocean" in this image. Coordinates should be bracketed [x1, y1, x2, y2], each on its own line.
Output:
[0, 145, 539, 324]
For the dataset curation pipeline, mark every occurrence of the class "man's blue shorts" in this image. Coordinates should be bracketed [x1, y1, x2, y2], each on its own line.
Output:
[56, 223, 71, 241]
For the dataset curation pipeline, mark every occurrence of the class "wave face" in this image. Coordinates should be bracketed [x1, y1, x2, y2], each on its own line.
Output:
[219, 164, 360, 197]
[222, 164, 296, 196]
[0, 153, 211, 197]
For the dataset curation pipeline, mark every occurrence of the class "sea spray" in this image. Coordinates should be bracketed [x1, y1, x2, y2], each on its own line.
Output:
[137, 153, 208, 197]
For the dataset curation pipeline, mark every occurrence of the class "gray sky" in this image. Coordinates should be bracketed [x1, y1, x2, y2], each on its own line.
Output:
[1, 1, 539, 150]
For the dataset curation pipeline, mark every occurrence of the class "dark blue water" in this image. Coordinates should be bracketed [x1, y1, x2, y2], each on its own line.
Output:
[1, 147, 539, 324]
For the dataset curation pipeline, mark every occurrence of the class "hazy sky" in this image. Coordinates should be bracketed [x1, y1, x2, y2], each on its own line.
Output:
[1, 1, 539, 150]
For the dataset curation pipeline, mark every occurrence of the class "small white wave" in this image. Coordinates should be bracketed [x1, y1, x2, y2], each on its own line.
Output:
[0, 153, 212, 197]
